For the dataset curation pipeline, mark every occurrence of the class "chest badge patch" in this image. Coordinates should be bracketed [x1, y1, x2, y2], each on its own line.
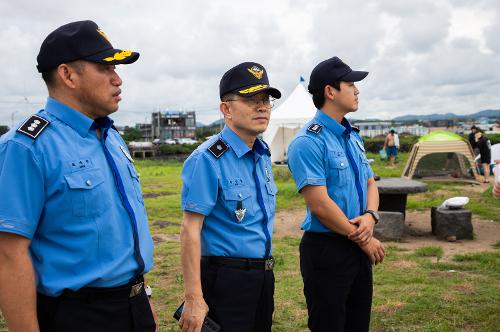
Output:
[265, 167, 271, 182]
[17, 115, 49, 139]
[235, 194, 246, 223]
[307, 123, 322, 134]
[120, 145, 134, 163]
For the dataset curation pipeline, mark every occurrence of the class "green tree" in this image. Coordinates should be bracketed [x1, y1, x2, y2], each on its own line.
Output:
[122, 127, 142, 143]
[0, 126, 9, 136]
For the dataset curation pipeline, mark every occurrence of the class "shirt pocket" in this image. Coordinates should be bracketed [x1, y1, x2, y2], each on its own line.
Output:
[127, 163, 144, 204]
[328, 156, 349, 186]
[223, 186, 255, 222]
[64, 168, 106, 217]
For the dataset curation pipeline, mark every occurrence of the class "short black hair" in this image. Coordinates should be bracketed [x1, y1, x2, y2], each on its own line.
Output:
[221, 92, 238, 102]
[40, 61, 85, 89]
[312, 81, 341, 109]
[41, 68, 57, 87]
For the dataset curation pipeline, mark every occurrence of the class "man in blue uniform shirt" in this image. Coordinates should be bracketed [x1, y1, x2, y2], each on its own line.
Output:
[0, 21, 155, 332]
[287, 56, 385, 332]
[179, 62, 281, 332]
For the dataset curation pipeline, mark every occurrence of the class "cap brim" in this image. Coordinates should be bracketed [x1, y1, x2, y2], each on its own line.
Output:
[341, 70, 368, 82]
[84, 48, 140, 65]
[235, 84, 281, 99]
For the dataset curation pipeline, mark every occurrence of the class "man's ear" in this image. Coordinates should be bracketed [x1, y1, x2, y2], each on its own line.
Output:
[220, 101, 232, 119]
[324, 85, 336, 102]
[56, 64, 78, 89]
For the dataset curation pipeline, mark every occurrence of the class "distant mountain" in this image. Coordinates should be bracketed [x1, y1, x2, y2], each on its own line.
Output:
[393, 110, 500, 122]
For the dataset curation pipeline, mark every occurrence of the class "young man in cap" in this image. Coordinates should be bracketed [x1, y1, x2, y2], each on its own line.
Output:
[179, 62, 281, 332]
[0, 21, 155, 332]
[287, 56, 385, 332]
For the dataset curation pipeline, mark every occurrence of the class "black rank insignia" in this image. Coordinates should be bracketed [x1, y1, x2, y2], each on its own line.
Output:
[208, 139, 228, 158]
[307, 123, 322, 134]
[17, 115, 49, 139]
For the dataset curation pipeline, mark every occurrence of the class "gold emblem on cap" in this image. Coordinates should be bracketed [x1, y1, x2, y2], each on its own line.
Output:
[239, 84, 269, 94]
[247, 66, 264, 79]
[96, 28, 110, 42]
[104, 50, 133, 62]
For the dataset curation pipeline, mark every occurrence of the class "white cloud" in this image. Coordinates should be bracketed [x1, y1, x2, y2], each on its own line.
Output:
[0, 0, 499, 127]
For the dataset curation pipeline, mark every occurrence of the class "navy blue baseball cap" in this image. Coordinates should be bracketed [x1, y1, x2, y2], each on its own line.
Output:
[308, 56, 368, 94]
[219, 62, 281, 100]
[36, 20, 139, 73]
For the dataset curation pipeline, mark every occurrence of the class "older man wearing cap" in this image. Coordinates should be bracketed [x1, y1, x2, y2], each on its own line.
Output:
[287, 56, 385, 332]
[0, 20, 155, 332]
[179, 62, 281, 332]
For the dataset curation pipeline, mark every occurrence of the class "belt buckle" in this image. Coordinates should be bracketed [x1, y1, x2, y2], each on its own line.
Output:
[265, 257, 274, 271]
[129, 282, 144, 298]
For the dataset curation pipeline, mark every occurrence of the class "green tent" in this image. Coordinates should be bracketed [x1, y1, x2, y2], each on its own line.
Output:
[402, 131, 481, 181]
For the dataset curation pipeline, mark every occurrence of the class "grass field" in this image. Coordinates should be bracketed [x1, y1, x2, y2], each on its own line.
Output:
[1, 154, 499, 331]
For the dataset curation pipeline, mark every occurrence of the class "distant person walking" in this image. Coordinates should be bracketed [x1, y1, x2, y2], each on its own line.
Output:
[475, 131, 491, 182]
[468, 125, 479, 155]
[384, 129, 398, 167]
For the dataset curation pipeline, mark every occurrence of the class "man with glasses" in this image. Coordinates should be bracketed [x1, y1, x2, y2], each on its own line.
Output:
[179, 62, 281, 332]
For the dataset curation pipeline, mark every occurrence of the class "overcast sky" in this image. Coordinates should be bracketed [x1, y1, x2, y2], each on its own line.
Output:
[1, 0, 499, 127]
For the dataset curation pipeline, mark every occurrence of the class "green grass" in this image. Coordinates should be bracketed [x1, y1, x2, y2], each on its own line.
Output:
[414, 246, 444, 259]
[1, 159, 499, 332]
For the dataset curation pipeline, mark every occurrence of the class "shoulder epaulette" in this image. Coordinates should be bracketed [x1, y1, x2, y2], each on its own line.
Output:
[17, 115, 49, 139]
[208, 138, 228, 158]
[307, 123, 322, 134]
[352, 126, 360, 133]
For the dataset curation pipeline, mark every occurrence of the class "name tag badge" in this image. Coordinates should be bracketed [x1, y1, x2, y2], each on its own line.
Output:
[355, 140, 365, 152]
[120, 145, 134, 163]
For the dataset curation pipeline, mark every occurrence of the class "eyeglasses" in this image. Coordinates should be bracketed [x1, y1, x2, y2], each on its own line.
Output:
[225, 96, 276, 109]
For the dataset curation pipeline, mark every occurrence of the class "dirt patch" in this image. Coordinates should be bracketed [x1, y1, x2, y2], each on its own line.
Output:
[152, 234, 179, 243]
[273, 209, 500, 260]
[143, 191, 175, 198]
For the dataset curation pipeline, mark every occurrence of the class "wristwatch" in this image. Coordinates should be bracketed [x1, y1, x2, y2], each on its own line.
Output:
[365, 210, 380, 224]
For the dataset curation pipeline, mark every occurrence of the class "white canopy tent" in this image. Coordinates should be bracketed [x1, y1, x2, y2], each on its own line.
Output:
[263, 84, 317, 163]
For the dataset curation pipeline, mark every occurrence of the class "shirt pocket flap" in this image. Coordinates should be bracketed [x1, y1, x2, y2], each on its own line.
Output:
[128, 163, 139, 179]
[224, 187, 252, 201]
[328, 157, 349, 169]
[265, 182, 278, 195]
[64, 169, 105, 190]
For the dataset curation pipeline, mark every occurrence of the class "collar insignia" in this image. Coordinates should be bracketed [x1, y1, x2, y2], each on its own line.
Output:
[307, 123, 322, 134]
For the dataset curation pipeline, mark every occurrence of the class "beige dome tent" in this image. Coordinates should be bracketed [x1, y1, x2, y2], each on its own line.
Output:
[402, 130, 481, 182]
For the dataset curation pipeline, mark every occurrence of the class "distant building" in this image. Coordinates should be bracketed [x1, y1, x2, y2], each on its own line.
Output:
[136, 123, 153, 141]
[151, 111, 196, 141]
[353, 121, 392, 137]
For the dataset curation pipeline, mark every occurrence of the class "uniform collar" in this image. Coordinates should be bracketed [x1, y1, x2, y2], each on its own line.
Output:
[315, 110, 353, 138]
[220, 125, 269, 158]
[44, 97, 94, 138]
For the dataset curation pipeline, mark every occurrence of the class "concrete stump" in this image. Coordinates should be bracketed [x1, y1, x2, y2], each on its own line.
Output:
[374, 211, 405, 241]
[431, 207, 473, 240]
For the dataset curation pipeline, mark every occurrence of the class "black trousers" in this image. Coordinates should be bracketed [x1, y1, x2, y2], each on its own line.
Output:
[300, 232, 373, 332]
[37, 282, 155, 332]
[201, 258, 275, 332]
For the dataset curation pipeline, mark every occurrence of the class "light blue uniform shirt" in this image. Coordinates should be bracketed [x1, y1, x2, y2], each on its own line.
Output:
[181, 125, 277, 258]
[0, 97, 154, 296]
[287, 111, 374, 233]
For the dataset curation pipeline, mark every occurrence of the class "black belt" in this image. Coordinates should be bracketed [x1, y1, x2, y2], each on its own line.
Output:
[202, 256, 275, 271]
[304, 231, 345, 240]
[60, 275, 145, 300]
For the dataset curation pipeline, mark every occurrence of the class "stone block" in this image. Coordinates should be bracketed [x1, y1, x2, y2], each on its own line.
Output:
[374, 211, 405, 241]
[431, 207, 473, 240]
